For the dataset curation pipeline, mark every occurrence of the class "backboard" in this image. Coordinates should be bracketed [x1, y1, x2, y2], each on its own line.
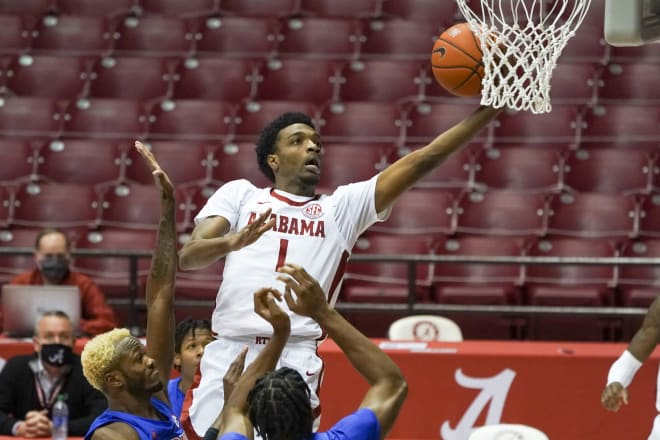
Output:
[605, 0, 660, 45]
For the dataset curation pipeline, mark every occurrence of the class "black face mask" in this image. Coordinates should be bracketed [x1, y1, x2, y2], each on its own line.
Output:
[40, 343, 74, 367]
[39, 256, 70, 284]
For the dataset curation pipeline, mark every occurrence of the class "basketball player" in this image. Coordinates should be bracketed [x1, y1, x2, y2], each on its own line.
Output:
[602, 296, 660, 439]
[81, 141, 184, 440]
[179, 106, 500, 436]
[204, 263, 407, 440]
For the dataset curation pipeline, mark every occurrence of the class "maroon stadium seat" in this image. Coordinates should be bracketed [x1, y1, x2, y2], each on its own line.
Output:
[211, 142, 270, 187]
[196, 16, 279, 58]
[408, 144, 477, 190]
[318, 143, 391, 189]
[219, 0, 300, 17]
[0, 0, 54, 15]
[524, 237, 618, 341]
[31, 15, 111, 56]
[147, 99, 234, 142]
[55, 0, 137, 18]
[255, 58, 344, 106]
[563, 148, 653, 195]
[360, 19, 440, 60]
[62, 98, 149, 139]
[0, 139, 38, 183]
[0, 185, 14, 228]
[381, 0, 461, 26]
[112, 15, 195, 57]
[36, 138, 125, 185]
[0, 227, 41, 284]
[175, 260, 224, 300]
[473, 145, 565, 193]
[0, 97, 63, 138]
[301, 0, 381, 19]
[599, 62, 660, 102]
[139, 0, 219, 17]
[618, 239, 660, 308]
[369, 188, 457, 236]
[318, 101, 405, 143]
[0, 15, 31, 56]
[560, 23, 610, 64]
[277, 17, 363, 60]
[5, 54, 94, 99]
[637, 193, 660, 238]
[545, 191, 639, 240]
[338, 59, 425, 103]
[173, 57, 262, 102]
[12, 181, 100, 228]
[493, 105, 583, 144]
[581, 103, 660, 142]
[404, 102, 493, 145]
[455, 189, 549, 237]
[549, 62, 603, 105]
[88, 56, 178, 101]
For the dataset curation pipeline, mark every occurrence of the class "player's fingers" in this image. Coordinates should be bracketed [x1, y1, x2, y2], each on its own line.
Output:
[229, 347, 248, 370]
[622, 389, 629, 405]
[283, 286, 296, 309]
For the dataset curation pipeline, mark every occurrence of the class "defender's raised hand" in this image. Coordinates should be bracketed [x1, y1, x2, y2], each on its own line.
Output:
[277, 263, 330, 319]
[134, 141, 174, 197]
[253, 288, 290, 333]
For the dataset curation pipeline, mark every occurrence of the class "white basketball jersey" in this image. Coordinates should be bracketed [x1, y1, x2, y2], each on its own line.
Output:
[195, 176, 388, 338]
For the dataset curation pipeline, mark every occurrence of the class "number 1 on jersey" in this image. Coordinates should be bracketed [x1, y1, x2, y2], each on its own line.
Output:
[276, 238, 289, 270]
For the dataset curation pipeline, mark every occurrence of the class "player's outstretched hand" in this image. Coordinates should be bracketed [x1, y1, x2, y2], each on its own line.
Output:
[277, 263, 330, 319]
[223, 347, 248, 404]
[229, 209, 276, 252]
[601, 382, 629, 412]
[253, 288, 290, 333]
[134, 141, 174, 198]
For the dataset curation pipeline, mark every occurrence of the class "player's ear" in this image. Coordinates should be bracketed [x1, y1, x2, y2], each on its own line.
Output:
[104, 370, 123, 389]
[267, 154, 279, 174]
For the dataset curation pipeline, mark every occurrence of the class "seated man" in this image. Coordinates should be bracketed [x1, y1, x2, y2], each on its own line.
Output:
[10, 228, 117, 336]
[205, 263, 408, 440]
[0, 310, 107, 437]
[169, 318, 215, 417]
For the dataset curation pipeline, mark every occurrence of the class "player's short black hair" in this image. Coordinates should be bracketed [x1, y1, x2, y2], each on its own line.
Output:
[247, 367, 313, 440]
[174, 318, 212, 354]
[255, 112, 316, 182]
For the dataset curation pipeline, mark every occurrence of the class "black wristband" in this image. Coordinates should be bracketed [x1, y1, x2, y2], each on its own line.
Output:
[203, 427, 220, 440]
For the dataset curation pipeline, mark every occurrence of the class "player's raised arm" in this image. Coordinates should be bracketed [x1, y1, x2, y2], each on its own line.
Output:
[602, 296, 660, 411]
[279, 264, 407, 439]
[135, 141, 178, 391]
[373, 105, 500, 213]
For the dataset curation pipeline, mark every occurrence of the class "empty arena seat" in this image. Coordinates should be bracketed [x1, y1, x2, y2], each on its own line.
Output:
[473, 145, 565, 193]
[88, 56, 178, 101]
[112, 15, 195, 57]
[173, 57, 262, 102]
[455, 190, 549, 237]
[196, 16, 279, 57]
[318, 101, 405, 143]
[560, 23, 610, 64]
[338, 59, 425, 103]
[276, 17, 363, 60]
[31, 15, 111, 56]
[255, 58, 344, 106]
[404, 102, 492, 144]
[318, 143, 391, 189]
[0, 227, 44, 282]
[637, 193, 660, 238]
[12, 181, 100, 228]
[549, 62, 603, 105]
[212, 142, 270, 187]
[342, 234, 435, 303]
[599, 62, 660, 102]
[563, 148, 654, 195]
[140, 0, 219, 17]
[147, 99, 234, 142]
[0, 97, 63, 138]
[0, 138, 37, 183]
[219, 0, 300, 17]
[369, 188, 457, 236]
[360, 19, 440, 60]
[545, 191, 639, 240]
[381, 0, 461, 26]
[0, 0, 54, 15]
[618, 239, 660, 308]
[5, 54, 93, 99]
[36, 138, 125, 184]
[581, 103, 660, 142]
[124, 140, 213, 186]
[493, 105, 583, 144]
[301, 0, 381, 19]
[55, 0, 137, 18]
[0, 15, 30, 56]
[73, 228, 156, 297]
[175, 260, 224, 300]
[387, 315, 463, 341]
[98, 182, 188, 230]
[524, 237, 618, 341]
[0, 185, 14, 228]
[233, 100, 318, 143]
[61, 98, 149, 139]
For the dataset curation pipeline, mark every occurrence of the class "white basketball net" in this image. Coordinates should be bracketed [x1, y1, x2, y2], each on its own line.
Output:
[455, 0, 592, 113]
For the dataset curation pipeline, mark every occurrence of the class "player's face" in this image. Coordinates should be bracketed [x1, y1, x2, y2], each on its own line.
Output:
[271, 123, 323, 188]
[176, 328, 214, 383]
[118, 340, 163, 396]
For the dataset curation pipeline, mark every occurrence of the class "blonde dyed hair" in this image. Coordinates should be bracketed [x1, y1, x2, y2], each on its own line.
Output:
[81, 328, 132, 391]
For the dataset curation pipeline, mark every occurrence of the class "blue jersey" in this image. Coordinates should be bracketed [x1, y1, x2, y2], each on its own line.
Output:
[85, 397, 185, 440]
[167, 377, 185, 418]
[218, 408, 380, 440]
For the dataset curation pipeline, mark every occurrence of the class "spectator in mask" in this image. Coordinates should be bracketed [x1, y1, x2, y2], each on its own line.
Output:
[0, 310, 107, 437]
[8, 228, 117, 336]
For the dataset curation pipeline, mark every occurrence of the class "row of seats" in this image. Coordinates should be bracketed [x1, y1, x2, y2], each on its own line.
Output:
[0, 97, 657, 145]
[1, 54, 659, 107]
[2, 182, 660, 240]
[2, 139, 660, 195]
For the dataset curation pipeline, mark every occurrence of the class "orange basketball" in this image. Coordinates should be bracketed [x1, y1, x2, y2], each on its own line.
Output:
[430, 22, 484, 97]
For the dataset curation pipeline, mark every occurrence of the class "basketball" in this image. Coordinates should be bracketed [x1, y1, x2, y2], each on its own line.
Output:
[430, 22, 484, 97]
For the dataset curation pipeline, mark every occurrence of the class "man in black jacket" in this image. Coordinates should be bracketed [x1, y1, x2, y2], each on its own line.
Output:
[0, 310, 107, 437]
